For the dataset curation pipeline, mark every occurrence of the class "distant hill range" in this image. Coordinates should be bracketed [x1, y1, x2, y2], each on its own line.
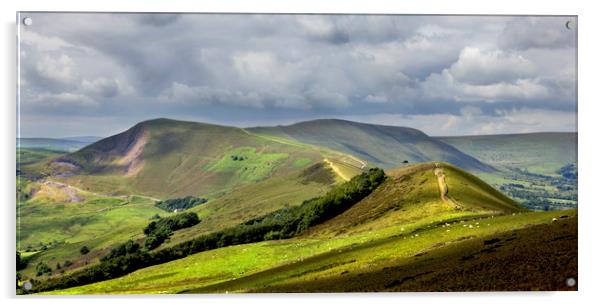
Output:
[23, 118, 578, 198]
[249, 119, 495, 172]
[437, 132, 577, 175]
[18, 137, 102, 152]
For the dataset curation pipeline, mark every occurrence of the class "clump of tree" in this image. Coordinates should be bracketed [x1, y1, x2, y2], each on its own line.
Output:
[558, 163, 577, 180]
[35, 262, 52, 276]
[230, 155, 247, 161]
[29, 168, 386, 293]
[143, 212, 200, 250]
[102, 240, 141, 261]
[155, 196, 208, 212]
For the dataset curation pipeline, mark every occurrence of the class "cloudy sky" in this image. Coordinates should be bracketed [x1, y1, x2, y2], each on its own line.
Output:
[18, 13, 577, 137]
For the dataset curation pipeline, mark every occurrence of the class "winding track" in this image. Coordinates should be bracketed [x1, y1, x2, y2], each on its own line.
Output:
[433, 163, 448, 202]
[324, 158, 351, 181]
[433, 163, 460, 209]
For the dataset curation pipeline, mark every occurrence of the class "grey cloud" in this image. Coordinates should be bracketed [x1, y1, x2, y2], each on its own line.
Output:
[498, 17, 576, 50]
[18, 13, 577, 137]
[136, 13, 182, 27]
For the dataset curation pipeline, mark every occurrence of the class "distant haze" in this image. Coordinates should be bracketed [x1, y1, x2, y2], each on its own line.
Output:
[18, 13, 576, 137]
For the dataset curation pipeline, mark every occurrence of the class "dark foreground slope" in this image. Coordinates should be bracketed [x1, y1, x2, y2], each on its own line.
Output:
[250, 119, 495, 172]
[259, 214, 577, 292]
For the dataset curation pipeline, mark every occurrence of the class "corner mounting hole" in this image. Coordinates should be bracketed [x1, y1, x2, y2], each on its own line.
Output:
[566, 277, 576, 287]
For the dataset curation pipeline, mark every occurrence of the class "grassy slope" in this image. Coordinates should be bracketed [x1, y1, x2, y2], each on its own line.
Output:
[307, 163, 522, 238]
[437, 132, 577, 175]
[17, 190, 164, 279]
[249, 119, 494, 172]
[45, 162, 564, 294]
[159, 163, 337, 250]
[49, 209, 574, 294]
[17, 162, 338, 280]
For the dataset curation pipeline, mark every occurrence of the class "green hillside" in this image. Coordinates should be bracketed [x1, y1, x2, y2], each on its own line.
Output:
[249, 119, 495, 172]
[36, 119, 361, 199]
[37, 162, 573, 294]
[16, 162, 338, 281]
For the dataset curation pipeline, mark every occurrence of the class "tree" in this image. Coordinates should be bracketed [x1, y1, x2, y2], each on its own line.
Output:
[80, 246, 90, 255]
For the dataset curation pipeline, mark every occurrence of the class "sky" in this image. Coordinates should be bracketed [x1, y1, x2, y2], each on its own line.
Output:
[18, 13, 577, 137]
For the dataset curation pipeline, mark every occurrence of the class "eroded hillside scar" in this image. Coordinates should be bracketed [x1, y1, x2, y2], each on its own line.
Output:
[434, 163, 447, 202]
[118, 129, 149, 177]
[434, 163, 460, 209]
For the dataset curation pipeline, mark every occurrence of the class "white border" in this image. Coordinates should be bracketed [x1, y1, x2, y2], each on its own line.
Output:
[2, 1, 600, 307]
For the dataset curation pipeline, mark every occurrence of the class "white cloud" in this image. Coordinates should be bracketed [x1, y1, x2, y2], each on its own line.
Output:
[449, 47, 536, 85]
[34, 54, 78, 86]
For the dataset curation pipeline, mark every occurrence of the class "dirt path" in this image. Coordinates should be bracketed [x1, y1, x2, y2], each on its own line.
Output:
[44, 180, 160, 202]
[324, 158, 351, 181]
[433, 163, 448, 202]
[433, 163, 460, 209]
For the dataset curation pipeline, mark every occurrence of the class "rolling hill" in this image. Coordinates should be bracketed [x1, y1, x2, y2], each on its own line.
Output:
[38, 118, 363, 199]
[37, 162, 574, 294]
[249, 119, 495, 172]
[437, 132, 577, 175]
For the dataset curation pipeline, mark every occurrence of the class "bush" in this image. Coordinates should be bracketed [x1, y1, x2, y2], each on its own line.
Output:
[79, 246, 90, 255]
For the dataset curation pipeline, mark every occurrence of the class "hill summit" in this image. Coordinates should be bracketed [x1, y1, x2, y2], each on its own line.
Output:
[249, 119, 495, 172]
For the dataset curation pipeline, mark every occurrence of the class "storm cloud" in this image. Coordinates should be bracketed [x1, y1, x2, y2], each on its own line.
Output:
[18, 13, 577, 137]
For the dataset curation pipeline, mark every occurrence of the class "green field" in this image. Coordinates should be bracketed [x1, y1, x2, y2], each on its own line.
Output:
[205, 146, 289, 182]
[17, 189, 164, 279]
